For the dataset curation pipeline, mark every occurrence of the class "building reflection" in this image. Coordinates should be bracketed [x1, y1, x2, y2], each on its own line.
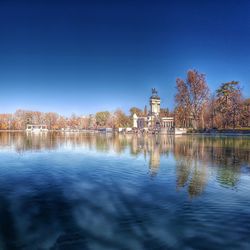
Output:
[0, 132, 249, 197]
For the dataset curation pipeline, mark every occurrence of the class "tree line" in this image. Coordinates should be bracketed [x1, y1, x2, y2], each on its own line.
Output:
[175, 69, 250, 130]
[0, 69, 249, 130]
[0, 109, 134, 130]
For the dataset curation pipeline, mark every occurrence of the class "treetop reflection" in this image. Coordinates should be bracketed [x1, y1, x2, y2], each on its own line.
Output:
[0, 132, 249, 198]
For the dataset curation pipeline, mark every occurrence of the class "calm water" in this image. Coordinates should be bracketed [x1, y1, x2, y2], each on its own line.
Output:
[0, 132, 250, 250]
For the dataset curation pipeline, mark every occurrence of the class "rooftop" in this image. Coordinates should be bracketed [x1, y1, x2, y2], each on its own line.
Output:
[150, 88, 160, 100]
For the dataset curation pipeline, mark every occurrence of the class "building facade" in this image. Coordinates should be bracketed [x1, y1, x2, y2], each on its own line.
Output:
[133, 89, 174, 132]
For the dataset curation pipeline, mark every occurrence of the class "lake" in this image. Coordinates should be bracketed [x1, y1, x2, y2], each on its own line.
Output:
[0, 132, 249, 250]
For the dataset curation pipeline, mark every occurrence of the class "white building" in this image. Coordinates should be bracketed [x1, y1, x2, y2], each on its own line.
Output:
[133, 89, 174, 133]
[26, 124, 48, 132]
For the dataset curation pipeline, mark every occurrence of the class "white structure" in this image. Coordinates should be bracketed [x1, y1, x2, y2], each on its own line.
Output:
[133, 113, 138, 128]
[133, 89, 174, 133]
[150, 92, 160, 115]
[174, 128, 187, 135]
[161, 117, 174, 128]
[26, 124, 48, 132]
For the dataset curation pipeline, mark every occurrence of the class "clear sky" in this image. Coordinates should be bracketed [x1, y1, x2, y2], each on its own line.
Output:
[0, 0, 249, 116]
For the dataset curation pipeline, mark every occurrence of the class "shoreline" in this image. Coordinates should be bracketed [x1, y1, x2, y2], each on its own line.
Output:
[0, 130, 250, 136]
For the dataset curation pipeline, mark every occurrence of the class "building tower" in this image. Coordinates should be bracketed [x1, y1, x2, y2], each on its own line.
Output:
[150, 88, 160, 116]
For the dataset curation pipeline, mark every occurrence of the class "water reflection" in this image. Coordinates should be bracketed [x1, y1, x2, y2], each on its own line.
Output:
[0, 132, 250, 197]
[0, 132, 250, 249]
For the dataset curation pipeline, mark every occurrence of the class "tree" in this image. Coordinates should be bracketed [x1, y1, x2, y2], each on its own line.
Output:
[160, 108, 169, 117]
[68, 113, 80, 129]
[0, 114, 11, 130]
[88, 114, 96, 129]
[129, 107, 143, 117]
[95, 111, 110, 127]
[114, 109, 131, 128]
[32, 111, 43, 124]
[203, 94, 217, 129]
[216, 81, 242, 129]
[44, 112, 59, 130]
[241, 98, 250, 127]
[175, 69, 209, 129]
[79, 116, 89, 129]
[57, 116, 67, 129]
[174, 106, 191, 128]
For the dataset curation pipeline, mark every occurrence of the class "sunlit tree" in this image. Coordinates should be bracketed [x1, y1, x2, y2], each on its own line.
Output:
[175, 69, 209, 129]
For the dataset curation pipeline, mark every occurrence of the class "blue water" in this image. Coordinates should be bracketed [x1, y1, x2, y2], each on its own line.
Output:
[0, 132, 249, 249]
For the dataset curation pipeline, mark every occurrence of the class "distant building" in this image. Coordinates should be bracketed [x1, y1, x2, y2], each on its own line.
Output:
[133, 89, 174, 132]
[26, 124, 48, 132]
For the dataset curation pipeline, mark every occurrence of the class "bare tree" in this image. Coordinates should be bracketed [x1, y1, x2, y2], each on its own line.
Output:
[216, 81, 242, 129]
[175, 70, 209, 129]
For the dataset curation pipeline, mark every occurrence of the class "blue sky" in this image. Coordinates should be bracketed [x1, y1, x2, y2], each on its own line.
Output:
[0, 0, 250, 116]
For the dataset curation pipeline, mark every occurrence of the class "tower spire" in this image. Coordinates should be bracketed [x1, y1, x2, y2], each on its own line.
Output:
[150, 88, 161, 115]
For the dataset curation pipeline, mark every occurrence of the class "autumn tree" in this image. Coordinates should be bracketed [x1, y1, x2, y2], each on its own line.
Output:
[79, 116, 89, 129]
[32, 111, 44, 124]
[241, 98, 250, 127]
[114, 109, 131, 128]
[216, 81, 242, 129]
[14, 110, 32, 129]
[203, 94, 217, 129]
[95, 111, 110, 127]
[13, 110, 24, 129]
[106, 113, 115, 128]
[44, 112, 59, 130]
[129, 107, 143, 117]
[175, 70, 209, 129]
[66, 114, 78, 129]
[0, 114, 12, 130]
[160, 108, 170, 117]
[57, 116, 67, 129]
[88, 114, 96, 129]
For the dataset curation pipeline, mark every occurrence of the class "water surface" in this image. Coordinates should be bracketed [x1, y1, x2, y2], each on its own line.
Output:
[0, 132, 250, 250]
